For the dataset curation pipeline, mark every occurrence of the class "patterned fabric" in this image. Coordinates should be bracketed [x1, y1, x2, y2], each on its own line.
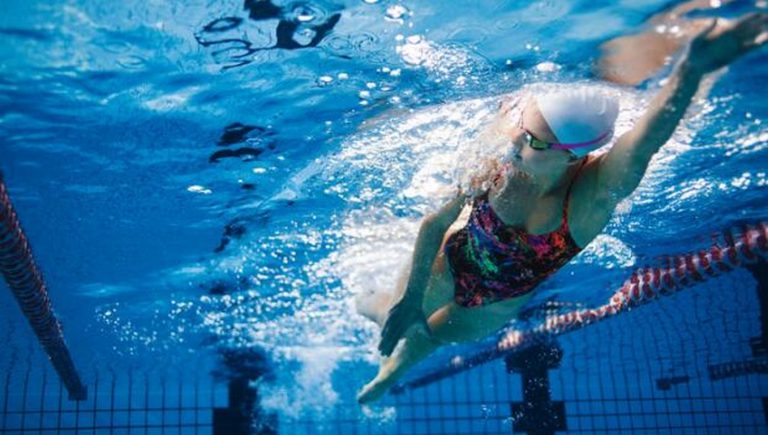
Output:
[444, 159, 588, 307]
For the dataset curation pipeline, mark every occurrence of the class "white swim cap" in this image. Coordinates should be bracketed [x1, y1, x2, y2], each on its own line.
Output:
[534, 87, 619, 158]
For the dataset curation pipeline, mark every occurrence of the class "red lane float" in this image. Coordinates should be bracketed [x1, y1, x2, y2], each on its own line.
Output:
[0, 172, 87, 400]
[528, 224, 767, 339]
[393, 223, 768, 394]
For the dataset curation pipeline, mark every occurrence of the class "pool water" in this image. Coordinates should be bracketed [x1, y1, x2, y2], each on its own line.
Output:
[2, 0, 768, 433]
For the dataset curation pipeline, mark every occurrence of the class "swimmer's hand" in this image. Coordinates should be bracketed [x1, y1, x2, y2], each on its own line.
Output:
[379, 297, 429, 357]
[687, 13, 768, 75]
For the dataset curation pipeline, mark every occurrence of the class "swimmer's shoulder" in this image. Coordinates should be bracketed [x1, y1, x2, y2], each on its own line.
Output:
[565, 154, 613, 248]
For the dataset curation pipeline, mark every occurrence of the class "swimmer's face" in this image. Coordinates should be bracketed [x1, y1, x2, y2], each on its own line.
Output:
[503, 97, 578, 178]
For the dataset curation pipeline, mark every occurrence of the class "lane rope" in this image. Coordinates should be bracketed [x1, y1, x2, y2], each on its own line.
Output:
[0, 172, 87, 400]
[393, 222, 768, 393]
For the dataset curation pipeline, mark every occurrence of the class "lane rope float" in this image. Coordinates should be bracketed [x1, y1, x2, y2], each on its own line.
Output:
[0, 172, 87, 400]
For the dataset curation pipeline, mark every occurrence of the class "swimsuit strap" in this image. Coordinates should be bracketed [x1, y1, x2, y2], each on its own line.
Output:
[561, 156, 591, 229]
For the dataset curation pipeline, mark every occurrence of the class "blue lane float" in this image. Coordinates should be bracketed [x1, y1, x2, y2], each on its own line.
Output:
[0, 172, 87, 400]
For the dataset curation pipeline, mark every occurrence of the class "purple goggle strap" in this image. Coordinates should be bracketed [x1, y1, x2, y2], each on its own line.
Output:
[549, 129, 612, 150]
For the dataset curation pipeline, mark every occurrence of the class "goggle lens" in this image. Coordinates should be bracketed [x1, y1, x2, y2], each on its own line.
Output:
[524, 131, 551, 150]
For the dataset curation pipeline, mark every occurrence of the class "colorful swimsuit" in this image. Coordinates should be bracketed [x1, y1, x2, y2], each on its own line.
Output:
[444, 159, 588, 307]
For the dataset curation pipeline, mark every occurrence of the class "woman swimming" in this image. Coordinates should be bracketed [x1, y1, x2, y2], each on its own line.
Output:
[357, 12, 768, 404]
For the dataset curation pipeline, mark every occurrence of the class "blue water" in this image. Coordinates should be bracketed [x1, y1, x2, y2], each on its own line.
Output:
[2, 0, 768, 431]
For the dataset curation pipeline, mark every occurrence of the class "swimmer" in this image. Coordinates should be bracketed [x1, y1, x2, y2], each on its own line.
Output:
[356, 11, 768, 404]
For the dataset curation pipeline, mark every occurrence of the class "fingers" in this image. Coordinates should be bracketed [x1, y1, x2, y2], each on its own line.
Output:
[750, 13, 768, 46]
[379, 311, 407, 356]
[378, 326, 401, 356]
[743, 14, 768, 47]
[378, 333, 395, 356]
[704, 17, 719, 36]
[756, 31, 768, 46]
[378, 303, 425, 356]
[691, 17, 719, 44]
[735, 12, 768, 41]
[378, 326, 394, 355]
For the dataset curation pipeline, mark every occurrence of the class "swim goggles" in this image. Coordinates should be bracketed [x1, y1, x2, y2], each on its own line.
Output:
[518, 109, 611, 153]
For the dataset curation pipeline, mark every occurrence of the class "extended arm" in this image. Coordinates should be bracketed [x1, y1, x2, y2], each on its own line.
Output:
[599, 58, 702, 200]
[597, 14, 768, 202]
[378, 192, 467, 356]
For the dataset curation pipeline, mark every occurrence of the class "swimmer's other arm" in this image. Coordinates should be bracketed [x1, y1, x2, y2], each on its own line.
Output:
[597, 14, 767, 206]
[378, 192, 467, 356]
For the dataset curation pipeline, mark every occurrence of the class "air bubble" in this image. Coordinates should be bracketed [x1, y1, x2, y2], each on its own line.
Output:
[398, 37, 430, 66]
[535, 61, 561, 73]
[386, 5, 409, 20]
[524, 43, 540, 51]
[406, 35, 422, 44]
[187, 185, 212, 195]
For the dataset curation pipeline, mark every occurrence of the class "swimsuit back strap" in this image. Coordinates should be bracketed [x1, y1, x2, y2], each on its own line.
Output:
[562, 156, 590, 225]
